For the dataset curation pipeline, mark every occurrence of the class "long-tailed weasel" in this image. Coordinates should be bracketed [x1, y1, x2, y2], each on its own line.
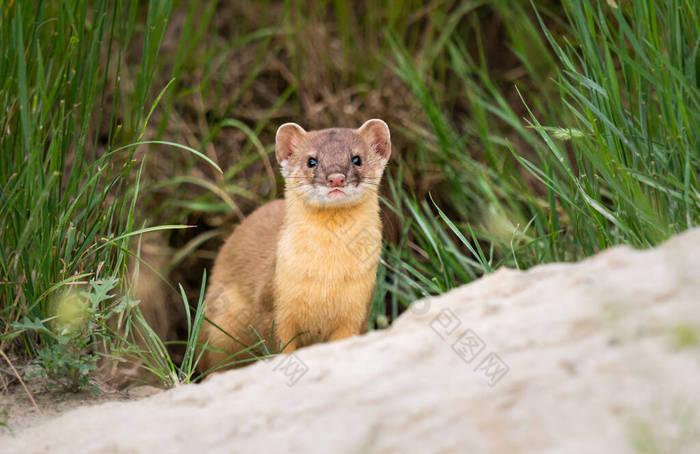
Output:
[198, 119, 391, 372]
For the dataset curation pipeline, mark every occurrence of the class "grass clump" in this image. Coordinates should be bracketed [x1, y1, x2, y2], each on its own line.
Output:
[0, 0, 173, 380]
[378, 0, 699, 308]
[525, 0, 699, 249]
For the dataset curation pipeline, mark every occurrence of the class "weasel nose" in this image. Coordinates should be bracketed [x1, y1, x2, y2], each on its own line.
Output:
[327, 173, 345, 188]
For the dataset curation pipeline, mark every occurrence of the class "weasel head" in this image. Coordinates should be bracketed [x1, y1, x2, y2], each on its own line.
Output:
[275, 119, 391, 208]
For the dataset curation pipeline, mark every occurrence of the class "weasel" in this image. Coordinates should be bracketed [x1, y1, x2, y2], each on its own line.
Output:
[198, 119, 391, 373]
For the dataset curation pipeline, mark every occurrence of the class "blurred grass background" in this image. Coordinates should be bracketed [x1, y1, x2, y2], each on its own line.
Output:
[1, 0, 698, 385]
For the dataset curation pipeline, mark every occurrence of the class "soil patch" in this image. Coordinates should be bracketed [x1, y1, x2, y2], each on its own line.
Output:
[0, 370, 159, 435]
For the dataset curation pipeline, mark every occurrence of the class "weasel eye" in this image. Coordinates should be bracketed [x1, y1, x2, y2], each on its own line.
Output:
[351, 155, 362, 166]
[307, 157, 317, 168]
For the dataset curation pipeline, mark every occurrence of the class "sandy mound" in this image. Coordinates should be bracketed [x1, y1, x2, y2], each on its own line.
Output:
[3, 228, 700, 453]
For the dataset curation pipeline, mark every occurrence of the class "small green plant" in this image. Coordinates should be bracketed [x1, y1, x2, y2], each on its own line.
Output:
[27, 339, 97, 393]
[12, 278, 137, 392]
[670, 323, 700, 350]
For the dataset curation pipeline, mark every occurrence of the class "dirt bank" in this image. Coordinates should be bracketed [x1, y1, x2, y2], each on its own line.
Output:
[3, 228, 700, 453]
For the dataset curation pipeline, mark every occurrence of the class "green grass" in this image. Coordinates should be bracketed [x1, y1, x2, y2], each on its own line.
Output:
[0, 0, 189, 384]
[1, 0, 698, 387]
[378, 0, 700, 308]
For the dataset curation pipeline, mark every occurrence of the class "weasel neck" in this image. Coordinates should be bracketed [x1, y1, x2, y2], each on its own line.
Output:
[283, 189, 379, 229]
[277, 188, 382, 283]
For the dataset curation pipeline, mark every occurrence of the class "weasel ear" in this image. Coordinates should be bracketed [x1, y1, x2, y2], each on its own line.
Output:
[357, 119, 391, 162]
[275, 122, 306, 165]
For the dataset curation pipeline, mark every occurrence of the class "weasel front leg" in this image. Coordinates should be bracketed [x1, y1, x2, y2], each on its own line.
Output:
[275, 318, 299, 353]
[328, 323, 359, 342]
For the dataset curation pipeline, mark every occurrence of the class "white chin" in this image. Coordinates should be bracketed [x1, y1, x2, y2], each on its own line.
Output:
[303, 187, 363, 208]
